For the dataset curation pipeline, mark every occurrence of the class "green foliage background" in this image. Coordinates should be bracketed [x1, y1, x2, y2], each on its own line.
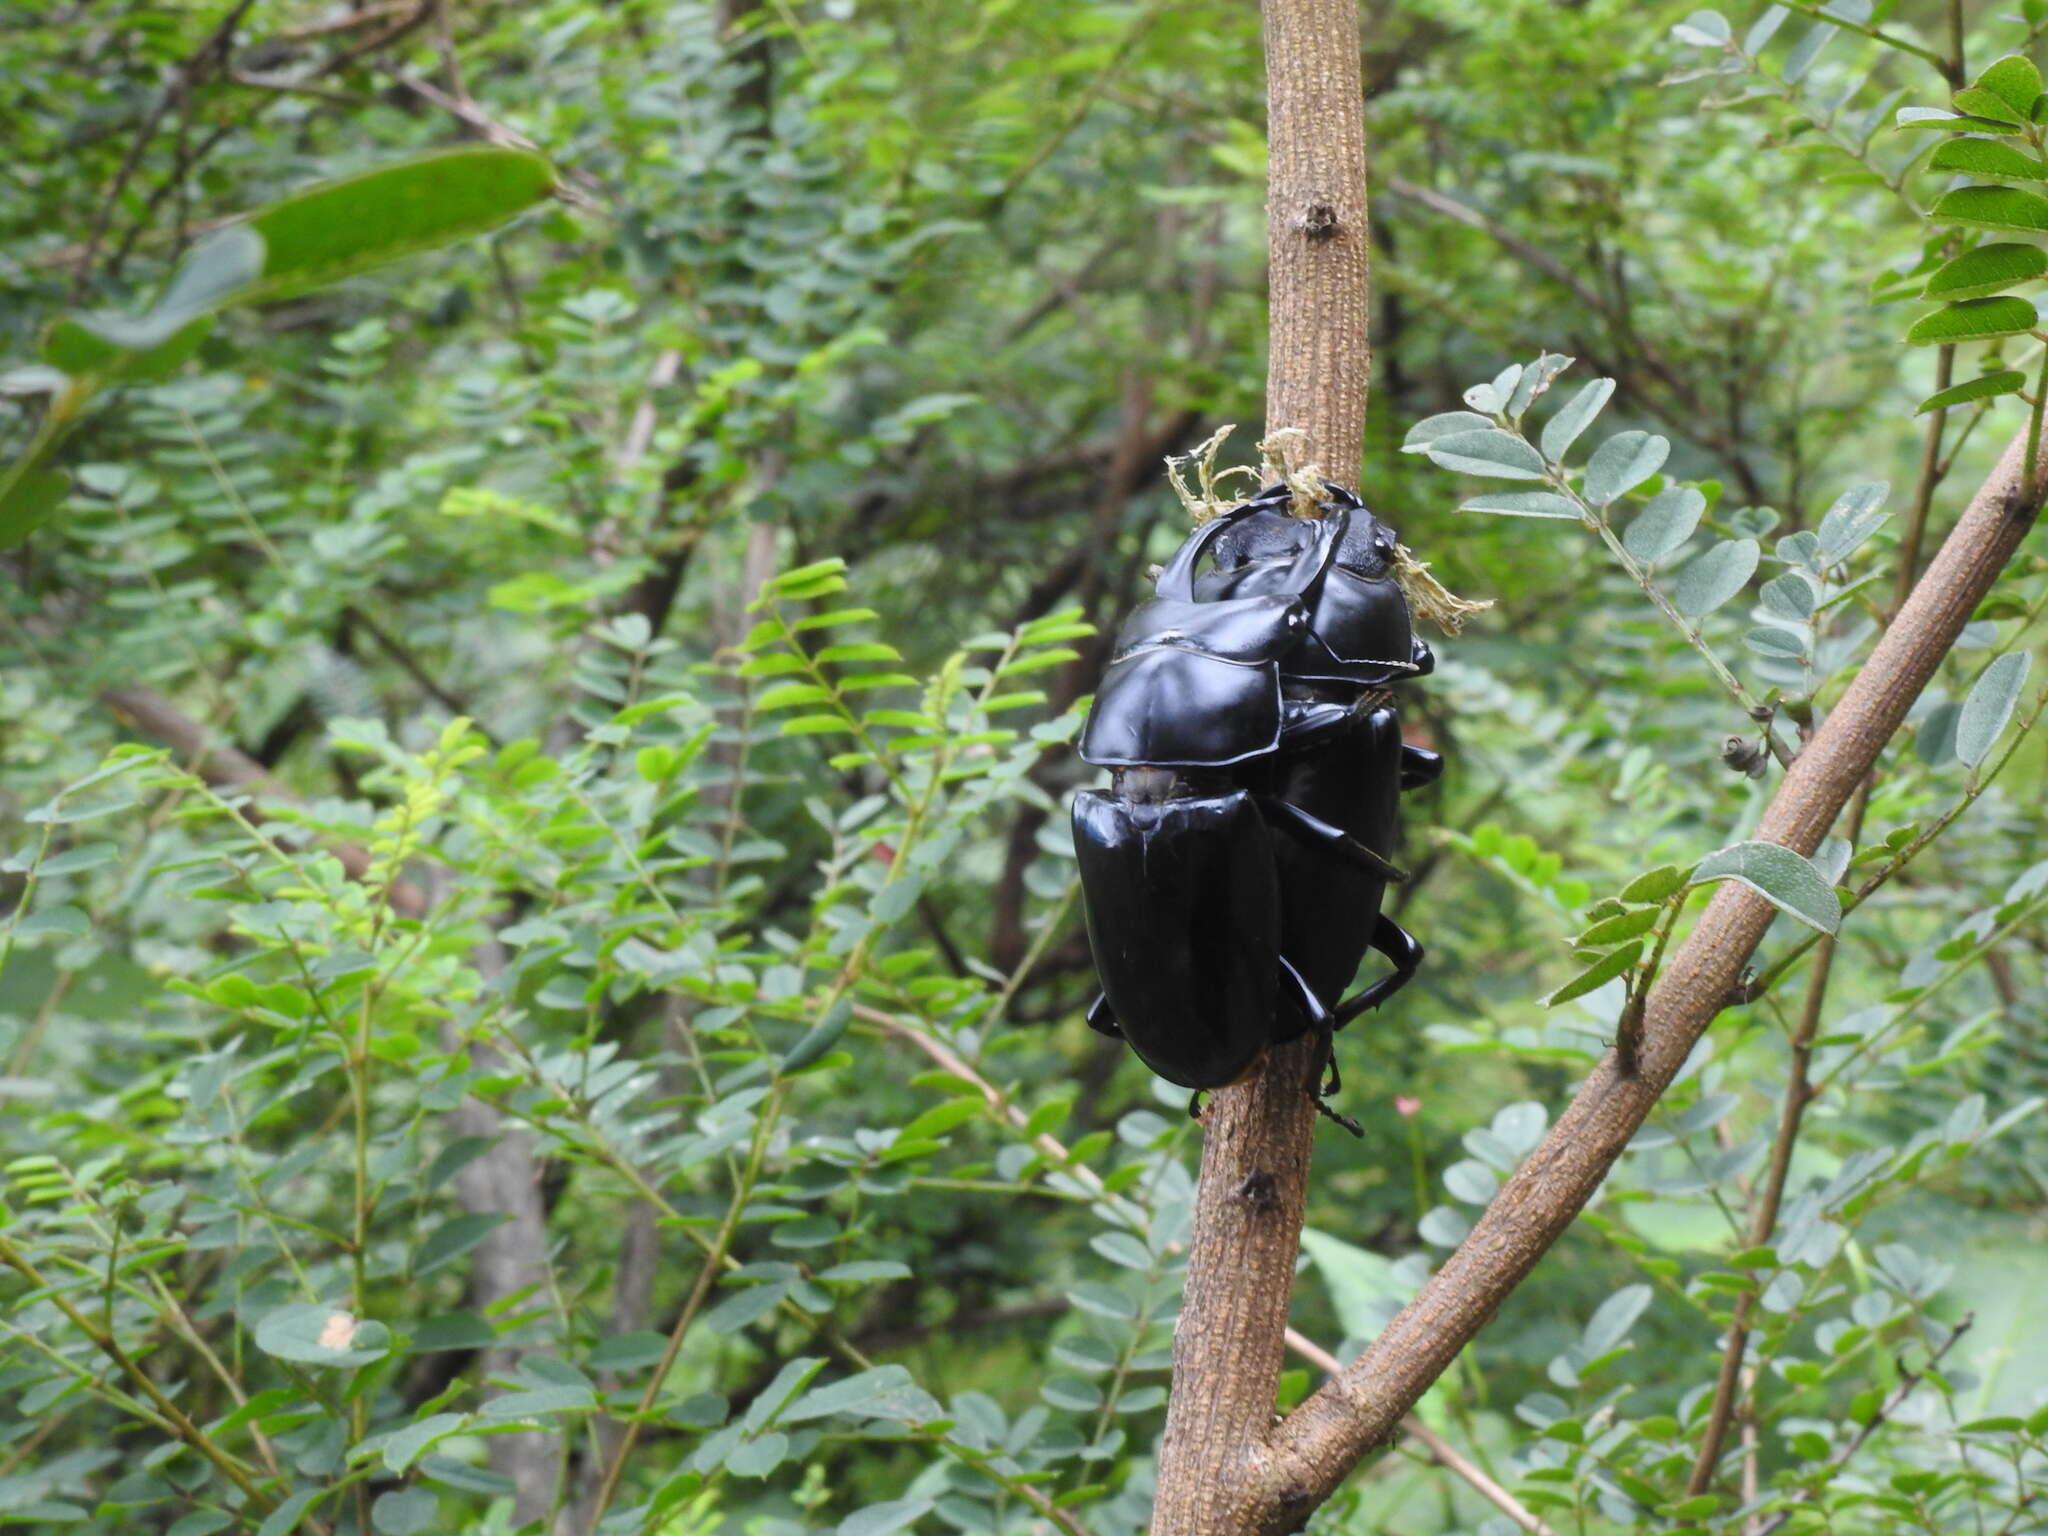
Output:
[1, 1, 2044, 1533]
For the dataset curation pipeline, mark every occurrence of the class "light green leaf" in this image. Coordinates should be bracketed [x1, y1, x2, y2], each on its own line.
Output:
[382, 1414, 467, 1474]
[256, 1488, 328, 1536]
[1400, 411, 1494, 451]
[1539, 376, 1615, 462]
[371, 1489, 437, 1536]
[840, 1500, 936, 1536]
[1623, 485, 1706, 562]
[254, 1304, 390, 1366]
[1896, 106, 1970, 131]
[1422, 428, 1550, 480]
[1927, 139, 2048, 182]
[1956, 652, 2031, 766]
[1582, 430, 1669, 505]
[1693, 841, 1842, 933]
[1928, 186, 2048, 233]
[1917, 370, 2028, 414]
[1976, 54, 2045, 117]
[1671, 10, 1731, 46]
[238, 147, 555, 303]
[1582, 1284, 1653, 1353]
[1460, 490, 1582, 518]
[1671, 538, 1759, 615]
[1954, 87, 2028, 125]
[1924, 243, 2048, 302]
[1816, 482, 1889, 564]
[1300, 1226, 1406, 1340]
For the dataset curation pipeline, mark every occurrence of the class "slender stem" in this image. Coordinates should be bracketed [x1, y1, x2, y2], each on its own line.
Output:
[1685, 788, 1867, 1494]
[1770, 0, 1951, 73]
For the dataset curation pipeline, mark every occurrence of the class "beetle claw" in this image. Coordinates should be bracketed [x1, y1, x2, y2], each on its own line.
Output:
[1187, 1090, 1208, 1122]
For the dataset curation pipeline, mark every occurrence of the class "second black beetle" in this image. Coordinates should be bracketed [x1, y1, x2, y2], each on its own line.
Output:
[1071, 482, 1441, 1123]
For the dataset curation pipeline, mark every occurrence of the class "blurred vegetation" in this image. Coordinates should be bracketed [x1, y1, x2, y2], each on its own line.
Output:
[0, 1, 2043, 1533]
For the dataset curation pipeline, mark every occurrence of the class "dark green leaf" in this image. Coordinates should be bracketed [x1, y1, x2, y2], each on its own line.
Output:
[1926, 139, 2048, 182]
[242, 147, 556, 303]
[0, 468, 68, 549]
[780, 997, 853, 1072]
[1620, 864, 1692, 904]
[1928, 186, 2048, 233]
[1923, 243, 2048, 302]
[1917, 370, 2027, 413]
[370, 1489, 437, 1536]
[1546, 942, 1642, 1006]
[1976, 54, 2045, 117]
[1904, 294, 2040, 344]
[1953, 87, 2028, 126]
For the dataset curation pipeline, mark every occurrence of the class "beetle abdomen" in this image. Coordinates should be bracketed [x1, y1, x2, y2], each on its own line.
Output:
[1072, 787, 1279, 1089]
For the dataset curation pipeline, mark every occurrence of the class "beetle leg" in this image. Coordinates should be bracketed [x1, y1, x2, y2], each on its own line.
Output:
[1085, 992, 1123, 1039]
[1258, 795, 1408, 882]
[1332, 914, 1425, 1027]
[1187, 1090, 1207, 1122]
[1277, 957, 1364, 1137]
[1400, 744, 1443, 791]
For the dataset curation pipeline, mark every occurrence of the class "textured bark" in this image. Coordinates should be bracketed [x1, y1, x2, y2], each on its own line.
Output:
[1149, 0, 1369, 1527]
[1261, 0, 1370, 483]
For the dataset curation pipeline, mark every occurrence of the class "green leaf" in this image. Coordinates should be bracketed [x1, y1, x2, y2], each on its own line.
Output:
[0, 469, 69, 549]
[256, 1488, 328, 1536]
[1924, 243, 2048, 302]
[1928, 186, 2048, 233]
[785, 1364, 922, 1423]
[1460, 490, 1582, 518]
[238, 147, 555, 303]
[1896, 107, 1972, 131]
[480, 1385, 596, 1418]
[1546, 942, 1642, 1006]
[1422, 428, 1550, 480]
[1956, 652, 2031, 766]
[1671, 538, 1759, 615]
[1926, 138, 2048, 182]
[382, 1414, 467, 1474]
[414, 1212, 511, 1276]
[1582, 430, 1669, 505]
[1623, 485, 1706, 562]
[1816, 481, 1889, 564]
[1400, 411, 1495, 451]
[1671, 10, 1731, 46]
[727, 1432, 787, 1477]
[254, 1304, 390, 1366]
[1692, 841, 1842, 933]
[371, 1489, 437, 1536]
[780, 997, 853, 1073]
[1953, 87, 2028, 126]
[1904, 294, 2039, 344]
[1976, 54, 2044, 117]
[1578, 907, 1660, 947]
[1539, 377, 1615, 462]
[1299, 1227, 1406, 1340]
[1620, 864, 1692, 904]
[1917, 370, 2028, 413]
[1582, 1284, 1653, 1353]
[840, 1499, 936, 1536]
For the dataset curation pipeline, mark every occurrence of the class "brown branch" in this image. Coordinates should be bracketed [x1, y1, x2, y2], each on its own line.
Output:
[1150, 3, 1369, 1527]
[100, 684, 429, 917]
[1234, 425, 2045, 1529]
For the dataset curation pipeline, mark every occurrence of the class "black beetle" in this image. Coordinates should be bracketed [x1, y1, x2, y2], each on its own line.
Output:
[1071, 482, 1441, 1124]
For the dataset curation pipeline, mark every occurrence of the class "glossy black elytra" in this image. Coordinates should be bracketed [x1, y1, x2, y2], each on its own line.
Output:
[1071, 482, 1441, 1128]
